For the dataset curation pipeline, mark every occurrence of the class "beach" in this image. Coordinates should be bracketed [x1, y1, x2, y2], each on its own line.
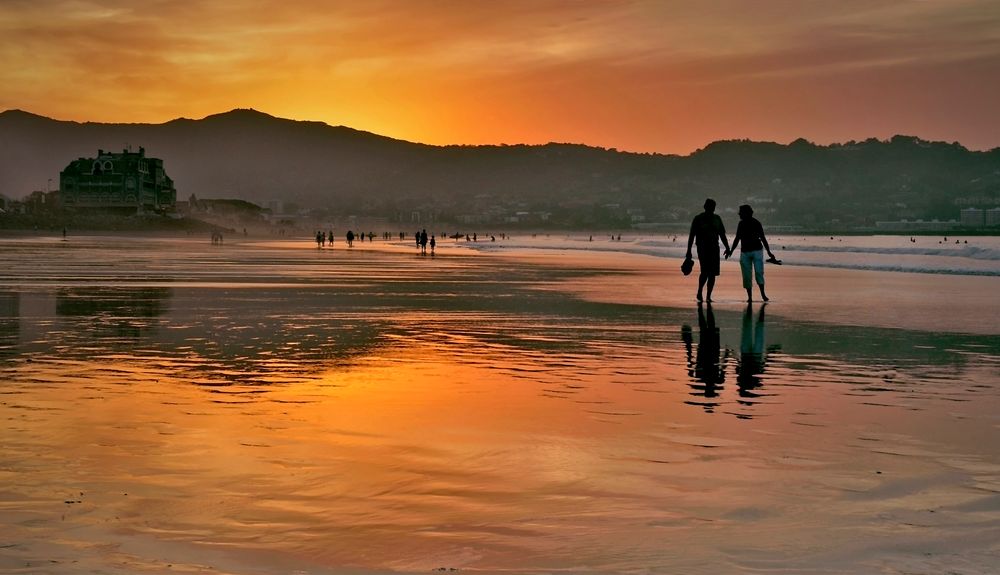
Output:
[1, 234, 998, 574]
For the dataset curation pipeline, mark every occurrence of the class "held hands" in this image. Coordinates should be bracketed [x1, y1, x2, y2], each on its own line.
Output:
[724, 248, 732, 259]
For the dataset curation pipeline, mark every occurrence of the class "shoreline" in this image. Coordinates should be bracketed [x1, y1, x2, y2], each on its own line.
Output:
[3, 224, 999, 238]
[0, 234, 996, 335]
[485, 246, 1000, 336]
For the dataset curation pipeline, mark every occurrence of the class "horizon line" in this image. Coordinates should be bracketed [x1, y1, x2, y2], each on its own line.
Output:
[2, 107, 997, 156]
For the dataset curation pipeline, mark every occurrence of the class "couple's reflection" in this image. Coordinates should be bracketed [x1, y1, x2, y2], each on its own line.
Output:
[682, 303, 769, 413]
[736, 303, 767, 403]
[682, 303, 728, 412]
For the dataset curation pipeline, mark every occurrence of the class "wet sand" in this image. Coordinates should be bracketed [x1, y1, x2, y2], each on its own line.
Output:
[1, 236, 998, 574]
[489, 245, 1000, 335]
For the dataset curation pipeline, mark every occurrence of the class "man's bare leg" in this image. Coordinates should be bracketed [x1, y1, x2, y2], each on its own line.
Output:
[705, 276, 716, 302]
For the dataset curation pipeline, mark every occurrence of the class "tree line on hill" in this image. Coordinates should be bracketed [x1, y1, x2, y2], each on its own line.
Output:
[1, 108, 998, 230]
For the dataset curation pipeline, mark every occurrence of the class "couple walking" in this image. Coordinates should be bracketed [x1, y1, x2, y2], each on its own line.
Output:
[685, 198, 777, 303]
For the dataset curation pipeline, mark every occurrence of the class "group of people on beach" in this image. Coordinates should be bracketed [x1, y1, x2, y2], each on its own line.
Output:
[315, 230, 380, 248]
[686, 198, 778, 303]
[415, 229, 436, 254]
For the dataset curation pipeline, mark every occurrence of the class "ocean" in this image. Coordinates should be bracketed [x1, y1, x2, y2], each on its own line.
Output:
[466, 232, 1000, 276]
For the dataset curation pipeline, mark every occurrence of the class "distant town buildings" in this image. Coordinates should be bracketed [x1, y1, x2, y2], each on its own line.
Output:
[59, 147, 176, 213]
[960, 207, 1000, 227]
[265, 199, 285, 214]
[954, 195, 1000, 206]
[961, 208, 984, 227]
[875, 219, 959, 231]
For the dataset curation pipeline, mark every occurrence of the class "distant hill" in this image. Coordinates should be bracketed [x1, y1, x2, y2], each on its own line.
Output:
[2, 108, 998, 228]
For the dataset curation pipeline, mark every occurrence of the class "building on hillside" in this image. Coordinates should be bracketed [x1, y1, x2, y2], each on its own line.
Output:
[986, 208, 1000, 227]
[59, 147, 176, 213]
[960, 208, 985, 227]
[874, 219, 958, 231]
[24, 190, 59, 214]
[265, 199, 285, 214]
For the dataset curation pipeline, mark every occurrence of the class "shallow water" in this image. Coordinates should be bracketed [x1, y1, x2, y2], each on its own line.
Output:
[1, 236, 998, 574]
[472, 233, 1000, 276]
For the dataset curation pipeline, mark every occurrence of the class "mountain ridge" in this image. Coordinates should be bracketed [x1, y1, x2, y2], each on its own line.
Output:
[2, 109, 998, 228]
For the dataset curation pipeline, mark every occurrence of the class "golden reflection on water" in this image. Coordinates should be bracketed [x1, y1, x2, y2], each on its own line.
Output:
[1, 238, 999, 574]
[5, 322, 999, 574]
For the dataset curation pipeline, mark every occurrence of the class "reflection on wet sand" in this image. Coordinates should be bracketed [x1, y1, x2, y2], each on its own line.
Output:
[682, 303, 729, 412]
[0, 238, 998, 574]
[56, 286, 171, 319]
[56, 286, 172, 341]
[683, 302, 786, 417]
[0, 291, 17, 361]
[736, 303, 777, 406]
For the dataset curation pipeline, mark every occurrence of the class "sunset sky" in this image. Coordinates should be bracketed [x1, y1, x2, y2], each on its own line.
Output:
[2, 0, 999, 154]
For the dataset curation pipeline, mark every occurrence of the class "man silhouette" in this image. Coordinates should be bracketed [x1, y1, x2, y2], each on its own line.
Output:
[686, 199, 730, 302]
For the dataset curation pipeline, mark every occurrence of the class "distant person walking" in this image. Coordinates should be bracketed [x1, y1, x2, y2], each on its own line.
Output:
[346, 230, 355, 247]
[686, 198, 730, 303]
[726, 204, 776, 302]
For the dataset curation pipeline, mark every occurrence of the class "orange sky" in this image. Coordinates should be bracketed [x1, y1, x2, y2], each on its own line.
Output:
[2, 0, 999, 154]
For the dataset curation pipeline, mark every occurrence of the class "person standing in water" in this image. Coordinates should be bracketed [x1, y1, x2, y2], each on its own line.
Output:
[686, 199, 730, 303]
[727, 204, 776, 302]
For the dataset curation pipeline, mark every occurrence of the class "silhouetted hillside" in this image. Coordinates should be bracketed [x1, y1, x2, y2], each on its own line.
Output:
[2, 108, 998, 228]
